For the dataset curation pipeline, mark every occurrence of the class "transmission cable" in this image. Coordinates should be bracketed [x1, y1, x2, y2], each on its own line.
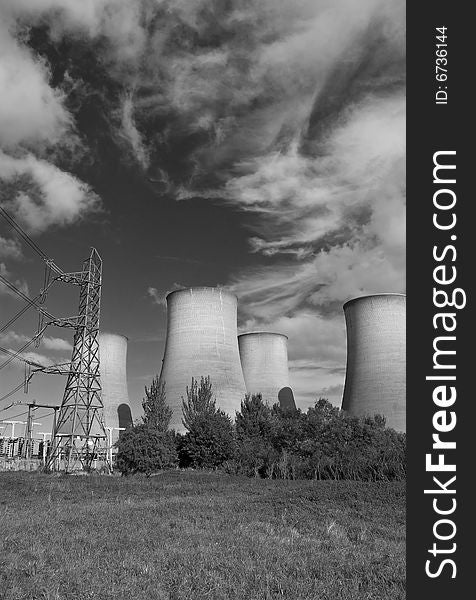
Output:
[0, 381, 27, 406]
[0, 408, 29, 421]
[0, 324, 50, 371]
[0, 275, 58, 336]
[0, 274, 56, 321]
[0, 207, 63, 275]
[0, 344, 47, 371]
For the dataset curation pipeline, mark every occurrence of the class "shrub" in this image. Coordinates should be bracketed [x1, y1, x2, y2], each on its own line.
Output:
[177, 376, 236, 469]
[235, 394, 278, 477]
[142, 376, 172, 432]
[115, 424, 177, 476]
[181, 376, 216, 431]
[178, 410, 235, 469]
[233, 397, 406, 481]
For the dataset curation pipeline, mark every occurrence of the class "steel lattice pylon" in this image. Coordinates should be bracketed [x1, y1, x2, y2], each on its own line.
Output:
[46, 248, 110, 472]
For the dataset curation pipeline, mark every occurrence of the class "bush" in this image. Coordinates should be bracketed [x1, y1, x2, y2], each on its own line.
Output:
[178, 410, 235, 469]
[142, 375, 172, 432]
[233, 397, 406, 481]
[177, 376, 235, 469]
[115, 424, 177, 476]
[181, 376, 216, 431]
[235, 394, 278, 477]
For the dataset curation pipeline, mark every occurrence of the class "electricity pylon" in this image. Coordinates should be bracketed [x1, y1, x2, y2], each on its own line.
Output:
[45, 248, 109, 473]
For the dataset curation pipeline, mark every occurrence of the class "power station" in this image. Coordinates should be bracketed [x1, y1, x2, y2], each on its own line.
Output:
[341, 293, 406, 432]
[238, 332, 295, 410]
[1, 198, 407, 476]
[98, 332, 133, 443]
[158, 287, 247, 432]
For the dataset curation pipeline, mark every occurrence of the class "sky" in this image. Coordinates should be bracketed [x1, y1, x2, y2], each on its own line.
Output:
[0, 0, 405, 434]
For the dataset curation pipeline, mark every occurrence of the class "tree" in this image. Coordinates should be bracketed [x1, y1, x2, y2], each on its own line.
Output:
[178, 410, 235, 469]
[178, 376, 235, 468]
[142, 375, 172, 432]
[115, 424, 177, 476]
[181, 376, 216, 431]
[235, 393, 273, 439]
[235, 394, 277, 477]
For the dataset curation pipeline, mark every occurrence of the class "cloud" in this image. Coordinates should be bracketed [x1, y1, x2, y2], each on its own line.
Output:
[0, 20, 70, 150]
[101, 0, 404, 321]
[0, 0, 405, 406]
[119, 93, 150, 169]
[1, 0, 148, 91]
[289, 361, 344, 410]
[41, 336, 73, 352]
[15, 350, 55, 368]
[111, 0, 403, 405]
[147, 287, 165, 307]
[0, 236, 22, 260]
[227, 93, 405, 308]
[126, 0, 404, 179]
[0, 331, 30, 345]
[0, 3, 104, 234]
[0, 152, 100, 233]
[0, 346, 54, 369]
[0, 330, 72, 353]
[0, 262, 29, 298]
[148, 283, 185, 307]
[239, 311, 346, 409]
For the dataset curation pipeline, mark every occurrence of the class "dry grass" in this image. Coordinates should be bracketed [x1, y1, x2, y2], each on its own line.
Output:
[0, 471, 405, 600]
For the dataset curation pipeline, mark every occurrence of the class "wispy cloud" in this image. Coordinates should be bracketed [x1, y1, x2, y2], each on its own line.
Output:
[0, 3, 103, 233]
[239, 311, 347, 408]
[0, 236, 22, 260]
[0, 1, 405, 407]
[147, 287, 165, 307]
[0, 262, 29, 298]
[0, 330, 72, 353]
[148, 283, 185, 307]
[0, 152, 100, 233]
[119, 93, 150, 170]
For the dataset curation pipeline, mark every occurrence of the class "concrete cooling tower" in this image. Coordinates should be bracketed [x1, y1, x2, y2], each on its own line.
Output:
[341, 294, 406, 432]
[158, 287, 247, 432]
[99, 332, 133, 442]
[238, 332, 296, 410]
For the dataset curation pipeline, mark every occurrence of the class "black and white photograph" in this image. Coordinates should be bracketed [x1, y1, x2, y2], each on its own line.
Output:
[1, 1, 465, 598]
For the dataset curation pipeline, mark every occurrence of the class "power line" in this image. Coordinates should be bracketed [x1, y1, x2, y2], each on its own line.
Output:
[0, 344, 44, 370]
[0, 273, 58, 335]
[0, 206, 63, 275]
[0, 381, 26, 405]
[1, 409, 29, 422]
[0, 302, 34, 334]
[33, 409, 56, 417]
[0, 274, 56, 321]
[0, 325, 50, 371]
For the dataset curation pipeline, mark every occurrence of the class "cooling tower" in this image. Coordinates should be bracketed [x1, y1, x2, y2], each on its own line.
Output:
[99, 332, 133, 442]
[341, 294, 406, 432]
[238, 332, 296, 410]
[159, 287, 247, 432]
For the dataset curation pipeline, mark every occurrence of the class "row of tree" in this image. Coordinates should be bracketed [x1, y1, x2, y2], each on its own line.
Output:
[116, 376, 406, 481]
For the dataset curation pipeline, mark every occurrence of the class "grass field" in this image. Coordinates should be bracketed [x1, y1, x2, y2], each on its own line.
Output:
[0, 471, 405, 600]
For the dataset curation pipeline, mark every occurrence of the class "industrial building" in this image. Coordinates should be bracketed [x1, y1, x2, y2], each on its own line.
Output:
[158, 287, 247, 432]
[98, 332, 133, 443]
[238, 332, 296, 410]
[341, 293, 406, 432]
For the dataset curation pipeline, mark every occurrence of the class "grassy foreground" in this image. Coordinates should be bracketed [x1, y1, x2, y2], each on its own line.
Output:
[0, 471, 405, 600]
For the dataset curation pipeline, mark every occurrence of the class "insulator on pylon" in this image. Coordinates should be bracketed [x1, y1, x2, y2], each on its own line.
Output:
[24, 363, 30, 393]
